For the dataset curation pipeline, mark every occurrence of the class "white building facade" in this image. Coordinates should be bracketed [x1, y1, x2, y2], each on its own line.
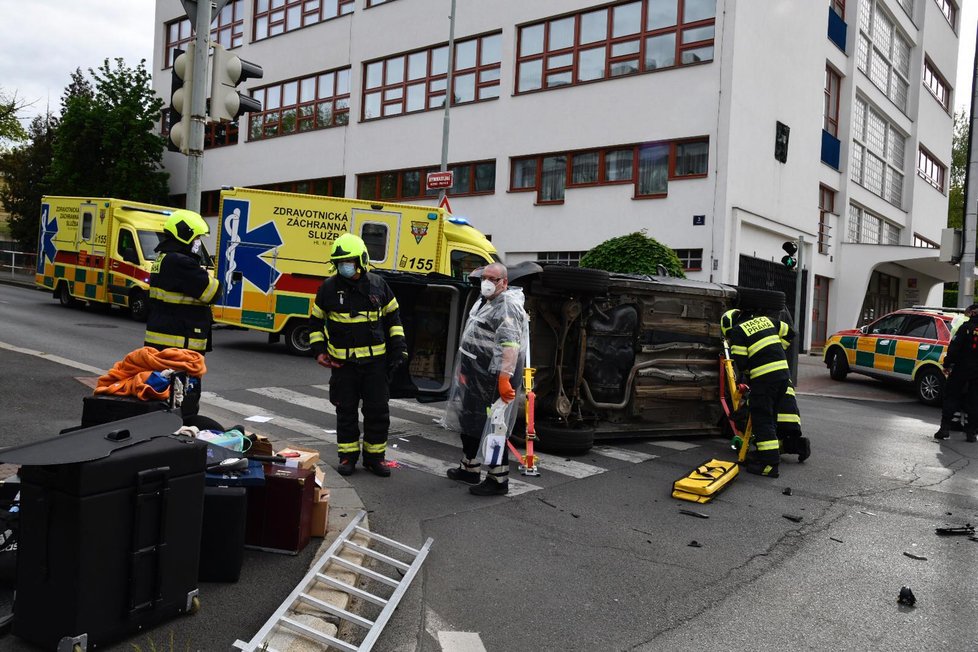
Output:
[152, 0, 961, 349]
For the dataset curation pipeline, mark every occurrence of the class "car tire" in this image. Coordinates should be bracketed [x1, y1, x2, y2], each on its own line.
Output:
[128, 288, 148, 322]
[532, 421, 595, 455]
[57, 282, 78, 308]
[541, 265, 610, 295]
[284, 319, 314, 356]
[827, 348, 849, 381]
[915, 367, 945, 407]
[734, 286, 786, 311]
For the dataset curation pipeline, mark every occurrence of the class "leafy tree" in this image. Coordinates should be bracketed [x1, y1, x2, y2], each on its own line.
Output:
[0, 88, 30, 146]
[580, 230, 686, 278]
[48, 59, 169, 202]
[948, 109, 968, 229]
[0, 112, 57, 247]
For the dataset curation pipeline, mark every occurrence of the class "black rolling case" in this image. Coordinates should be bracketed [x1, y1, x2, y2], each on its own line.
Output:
[8, 413, 207, 650]
[199, 486, 247, 582]
[81, 394, 169, 428]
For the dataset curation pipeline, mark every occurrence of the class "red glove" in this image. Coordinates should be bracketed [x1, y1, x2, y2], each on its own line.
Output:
[737, 383, 750, 394]
[317, 353, 342, 369]
[498, 374, 516, 403]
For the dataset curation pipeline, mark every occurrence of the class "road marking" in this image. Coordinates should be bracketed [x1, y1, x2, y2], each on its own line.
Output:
[649, 440, 701, 451]
[438, 632, 488, 652]
[0, 340, 105, 375]
[390, 398, 447, 420]
[252, 387, 609, 479]
[591, 446, 658, 463]
[201, 391, 337, 443]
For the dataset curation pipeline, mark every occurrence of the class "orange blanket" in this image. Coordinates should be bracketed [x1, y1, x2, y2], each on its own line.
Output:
[94, 347, 207, 401]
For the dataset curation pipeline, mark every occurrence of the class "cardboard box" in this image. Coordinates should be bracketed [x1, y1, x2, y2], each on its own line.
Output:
[248, 434, 273, 457]
[274, 444, 320, 470]
[310, 488, 330, 537]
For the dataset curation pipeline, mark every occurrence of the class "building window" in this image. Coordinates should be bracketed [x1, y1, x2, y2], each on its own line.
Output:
[895, 0, 914, 18]
[851, 96, 905, 208]
[537, 251, 587, 266]
[831, 0, 846, 19]
[860, 270, 900, 323]
[366, 0, 396, 6]
[847, 203, 900, 245]
[249, 68, 351, 141]
[856, 1, 911, 112]
[917, 147, 947, 192]
[162, 109, 240, 149]
[818, 185, 835, 255]
[824, 67, 841, 136]
[254, 0, 354, 41]
[510, 138, 708, 204]
[165, 0, 244, 67]
[923, 59, 951, 111]
[515, 0, 717, 94]
[913, 233, 938, 248]
[255, 176, 347, 197]
[357, 161, 496, 201]
[935, 0, 957, 30]
[673, 248, 703, 271]
[362, 32, 502, 121]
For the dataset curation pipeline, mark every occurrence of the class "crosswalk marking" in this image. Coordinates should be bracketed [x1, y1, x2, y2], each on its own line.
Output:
[591, 446, 658, 463]
[650, 440, 701, 451]
[251, 387, 610, 479]
[201, 392, 337, 443]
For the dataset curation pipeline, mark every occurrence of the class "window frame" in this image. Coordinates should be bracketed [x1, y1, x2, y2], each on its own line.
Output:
[916, 146, 947, 193]
[253, 0, 354, 42]
[673, 247, 704, 271]
[922, 58, 951, 112]
[255, 176, 347, 197]
[824, 66, 842, 137]
[850, 96, 906, 209]
[857, 1, 912, 113]
[514, 0, 718, 96]
[357, 160, 496, 201]
[249, 67, 352, 141]
[164, 0, 244, 68]
[831, 0, 846, 19]
[935, 0, 957, 31]
[818, 185, 835, 255]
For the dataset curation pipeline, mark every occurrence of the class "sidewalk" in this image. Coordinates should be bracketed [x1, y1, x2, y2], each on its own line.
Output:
[795, 350, 917, 403]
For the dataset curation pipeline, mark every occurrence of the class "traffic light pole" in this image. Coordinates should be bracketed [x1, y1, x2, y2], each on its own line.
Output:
[185, 0, 212, 214]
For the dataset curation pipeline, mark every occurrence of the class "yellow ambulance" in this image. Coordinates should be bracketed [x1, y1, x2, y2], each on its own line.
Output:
[34, 197, 182, 320]
[212, 187, 497, 354]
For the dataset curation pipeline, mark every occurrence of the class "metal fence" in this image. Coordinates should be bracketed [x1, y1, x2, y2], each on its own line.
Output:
[0, 249, 37, 282]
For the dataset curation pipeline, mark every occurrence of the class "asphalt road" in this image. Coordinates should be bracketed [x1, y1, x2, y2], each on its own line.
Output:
[1, 280, 976, 651]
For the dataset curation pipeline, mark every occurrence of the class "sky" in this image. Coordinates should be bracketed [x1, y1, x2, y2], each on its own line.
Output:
[1, 0, 977, 126]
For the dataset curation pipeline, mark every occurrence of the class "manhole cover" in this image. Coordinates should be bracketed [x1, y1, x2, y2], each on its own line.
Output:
[75, 323, 118, 328]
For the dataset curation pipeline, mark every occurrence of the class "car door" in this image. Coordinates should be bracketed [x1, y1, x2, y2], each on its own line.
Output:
[885, 314, 938, 380]
[853, 313, 907, 375]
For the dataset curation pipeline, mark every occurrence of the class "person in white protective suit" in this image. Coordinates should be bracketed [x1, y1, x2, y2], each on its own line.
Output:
[442, 263, 529, 496]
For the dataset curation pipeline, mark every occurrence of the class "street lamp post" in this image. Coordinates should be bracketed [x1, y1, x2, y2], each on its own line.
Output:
[438, 0, 457, 206]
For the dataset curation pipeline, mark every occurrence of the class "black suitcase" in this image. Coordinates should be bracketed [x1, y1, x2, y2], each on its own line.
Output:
[199, 486, 247, 582]
[12, 421, 206, 650]
[81, 394, 169, 428]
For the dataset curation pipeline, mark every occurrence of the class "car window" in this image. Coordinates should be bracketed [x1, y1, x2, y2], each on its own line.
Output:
[901, 315, 937, 339]
[868, 314, 905, 335]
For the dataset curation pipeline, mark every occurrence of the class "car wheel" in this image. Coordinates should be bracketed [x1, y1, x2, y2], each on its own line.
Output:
[532, 421, 595, 455]
[57, 282, 78, 307]
[128, 289, 148, 322]
[541, 265, 610, 295]
[915, 367, 945, 407]
[284, 319, 313, 356]
[828, 348, 849, 381]
[734, 286, 786, 311]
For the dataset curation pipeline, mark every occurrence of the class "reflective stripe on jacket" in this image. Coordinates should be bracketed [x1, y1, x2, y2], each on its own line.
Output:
[309, 271, 405, 362]
[727, 315, 793, 382]
[145, 244, 220, 354]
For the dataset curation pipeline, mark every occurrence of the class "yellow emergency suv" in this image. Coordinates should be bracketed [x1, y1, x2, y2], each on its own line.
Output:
[212, 187, 497, 354]
[34, 196, 181, 320]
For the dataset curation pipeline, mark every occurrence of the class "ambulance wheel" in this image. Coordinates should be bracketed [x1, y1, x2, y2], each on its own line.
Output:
[57, 282, 79, 308]
[915, 367, 944, 407]
[827, 348, 849, 381]
[128, 289, 148, 322]
[735, 287, 786, 311]
[284, 320, 314, 356]
[541, 265, 610, 295]
[533, 422, 595, 455]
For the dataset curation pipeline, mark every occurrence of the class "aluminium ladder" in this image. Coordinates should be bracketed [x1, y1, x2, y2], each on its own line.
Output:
[233, 510, 433, 652]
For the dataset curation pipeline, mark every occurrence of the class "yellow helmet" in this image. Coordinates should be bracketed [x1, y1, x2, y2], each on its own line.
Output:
[164, 209, 209, 245]
[720, 309, 741, 337]
[330, 233, 369, 268]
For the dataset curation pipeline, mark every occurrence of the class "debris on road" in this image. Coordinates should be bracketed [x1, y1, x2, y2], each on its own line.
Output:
[858, 510, 877, 516]
[903, 552, 927, 561]
[829, 537, 844, 543]
[688, 540, 703, 548]
[782, 514, 803, 523]
[782, 487, 792, 496]
[897, 586, 916, 607]
[679, 509, 710, 519]
[935, 524, 974, 536]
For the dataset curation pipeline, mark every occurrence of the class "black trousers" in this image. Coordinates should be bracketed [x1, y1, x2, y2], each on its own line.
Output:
[748, 377, 788, 463]
[942, 372, 978, 432]
[329, 358, 390, 461]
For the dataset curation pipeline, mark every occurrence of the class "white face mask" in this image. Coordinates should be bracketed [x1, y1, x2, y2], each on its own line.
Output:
[480, 280, 497, 298]
[191, 239, 202, 254]
[337, 261, 357, 278]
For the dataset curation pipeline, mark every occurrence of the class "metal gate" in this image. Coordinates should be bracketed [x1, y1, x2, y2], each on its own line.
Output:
[738, 255, 808, 349]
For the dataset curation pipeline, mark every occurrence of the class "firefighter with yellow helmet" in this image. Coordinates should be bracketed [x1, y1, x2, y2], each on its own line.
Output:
[721, 307, 796, 477]
[308, 233, 408, 477]
[145, 209, 220, 354]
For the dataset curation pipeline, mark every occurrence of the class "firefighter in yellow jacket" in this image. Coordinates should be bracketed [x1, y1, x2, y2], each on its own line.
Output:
[308, 234, 408, 477]
[721, 308, 794, 477]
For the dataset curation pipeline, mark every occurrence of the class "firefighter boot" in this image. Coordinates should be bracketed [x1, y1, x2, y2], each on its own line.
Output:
[363, 457, 391, 477]
[934, 426, 950, 440]
[744, 458, 780, 478]
[797, 437, 811, 462]
[966, 431, 977, 443]
[337, 457, 356, 476]
[447, 457, 481, 485]
[469, 464, 509, 496]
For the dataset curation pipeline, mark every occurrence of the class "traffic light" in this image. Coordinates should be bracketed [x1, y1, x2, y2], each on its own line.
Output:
[168, 44, 194, 155]
[209, 43, 263, 123]
[781, 241, 798, 269]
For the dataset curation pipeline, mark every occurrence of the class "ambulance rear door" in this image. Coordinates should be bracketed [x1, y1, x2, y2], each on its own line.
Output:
[351, 207, 402, 271]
